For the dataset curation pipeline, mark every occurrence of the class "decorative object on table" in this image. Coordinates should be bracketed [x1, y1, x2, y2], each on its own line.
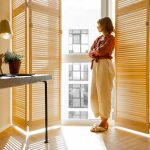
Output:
[4, 50, 23, 74]
[0, 53, 4, 74]
[0, 19, 13, 75]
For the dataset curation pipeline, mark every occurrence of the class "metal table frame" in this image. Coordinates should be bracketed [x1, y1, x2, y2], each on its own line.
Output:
[0, 74, 51, 143]
[43, 81, 48, 143]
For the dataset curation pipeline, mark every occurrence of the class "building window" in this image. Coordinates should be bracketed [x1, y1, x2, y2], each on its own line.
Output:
[69, 63, 88, 81]
[69, 111, 88, 119]
[69, 29, 89, 53]
[73, 34, 80, 44]
[69, 84, 88, 108]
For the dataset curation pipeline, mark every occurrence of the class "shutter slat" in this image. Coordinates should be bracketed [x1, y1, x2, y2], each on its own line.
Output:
[118, 0, 144, 9]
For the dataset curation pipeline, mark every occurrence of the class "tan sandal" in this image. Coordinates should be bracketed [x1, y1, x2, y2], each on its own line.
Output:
[90, 123, 99, 132]
[90, 123, 108, 132]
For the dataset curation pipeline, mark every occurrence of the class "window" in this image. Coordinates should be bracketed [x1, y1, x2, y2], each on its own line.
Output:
[69, 29, 89, 53]
[62, 63, 91, 121]
[69, 111, 88, 119]
[69, 84, 88, 108]
[62, 0, 101, 122]
[69, 63, 88, 81]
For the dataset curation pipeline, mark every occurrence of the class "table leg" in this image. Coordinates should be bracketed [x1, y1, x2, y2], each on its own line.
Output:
[43, 81, 48, 143]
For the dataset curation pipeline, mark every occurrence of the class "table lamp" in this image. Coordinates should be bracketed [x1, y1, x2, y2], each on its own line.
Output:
[0, 19, 12, 74]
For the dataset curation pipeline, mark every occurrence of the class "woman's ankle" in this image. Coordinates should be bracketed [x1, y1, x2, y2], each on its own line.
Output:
[100, 118, 108, 125]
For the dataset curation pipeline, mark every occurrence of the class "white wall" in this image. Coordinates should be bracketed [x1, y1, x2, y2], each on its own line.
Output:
[0, 0, 11, 132]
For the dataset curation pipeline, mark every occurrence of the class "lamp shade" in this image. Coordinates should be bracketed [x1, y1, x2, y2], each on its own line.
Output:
[0, 19, 12, 39]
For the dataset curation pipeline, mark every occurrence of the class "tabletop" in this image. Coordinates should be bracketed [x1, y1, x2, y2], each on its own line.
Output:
[0, 74, 52, 89]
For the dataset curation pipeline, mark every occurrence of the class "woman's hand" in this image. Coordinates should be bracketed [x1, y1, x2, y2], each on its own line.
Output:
[88, 50, 95, 58]
[91, 50, 99, 57]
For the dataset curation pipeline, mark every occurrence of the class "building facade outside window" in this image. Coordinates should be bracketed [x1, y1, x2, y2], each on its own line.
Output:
[67, 29, 89, 119]
[69, 29, 89, 53]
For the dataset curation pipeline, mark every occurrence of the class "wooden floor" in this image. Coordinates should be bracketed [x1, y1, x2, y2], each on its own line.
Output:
[0, 125, 150, 150]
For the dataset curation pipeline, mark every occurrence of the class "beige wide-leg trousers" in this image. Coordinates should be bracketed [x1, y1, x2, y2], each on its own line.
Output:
[90, 59, 115, 118]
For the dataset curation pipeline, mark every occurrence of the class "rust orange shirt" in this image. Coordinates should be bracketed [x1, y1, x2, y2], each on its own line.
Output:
[90, 34, 115, 59]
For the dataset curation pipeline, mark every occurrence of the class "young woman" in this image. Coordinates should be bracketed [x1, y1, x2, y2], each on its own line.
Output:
[88, 17, 115, 132]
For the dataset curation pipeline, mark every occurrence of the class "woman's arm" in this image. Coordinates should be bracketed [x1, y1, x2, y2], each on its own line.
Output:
[88, 40, 96, 58]
[88, 37, 100, 58]
[93, 36, 115, 57]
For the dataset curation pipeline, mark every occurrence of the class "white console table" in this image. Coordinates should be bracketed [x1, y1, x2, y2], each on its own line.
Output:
[0, 74, 52, 143]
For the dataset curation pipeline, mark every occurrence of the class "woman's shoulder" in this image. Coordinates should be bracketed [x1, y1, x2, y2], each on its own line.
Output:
[107, 33, 114, 38]
[109, 34, 115, 40]
[96, 35, 103, 39]
[95, 35, 103, 41]
[106, 34, 115, 43]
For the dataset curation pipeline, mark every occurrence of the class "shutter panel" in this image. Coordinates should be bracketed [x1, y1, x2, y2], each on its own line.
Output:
[115, 0, 149, 133]
[12, 0, 28, 130]
[29, 0, 61, 130]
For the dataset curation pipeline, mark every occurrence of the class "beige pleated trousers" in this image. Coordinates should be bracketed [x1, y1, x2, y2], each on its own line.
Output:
[90, 58, 115, 118]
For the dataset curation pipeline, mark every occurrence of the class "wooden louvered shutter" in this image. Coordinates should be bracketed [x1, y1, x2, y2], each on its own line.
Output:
[12, 0, 28, 130]
[115, 0, 149, 133]
[28, 0, 61, 130]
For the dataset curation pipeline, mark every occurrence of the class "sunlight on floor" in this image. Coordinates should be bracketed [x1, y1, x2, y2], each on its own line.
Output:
[27, 135, 67, 150]
[61, 126, 107, 150]
[26, 126, 107, 150]
[115, 126, 150, 138]
[1, 126, 150, 150]
[3, 136, 22, 150]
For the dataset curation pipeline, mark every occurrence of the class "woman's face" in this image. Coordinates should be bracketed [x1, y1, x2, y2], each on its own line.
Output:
[97, 23, 102, 32]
